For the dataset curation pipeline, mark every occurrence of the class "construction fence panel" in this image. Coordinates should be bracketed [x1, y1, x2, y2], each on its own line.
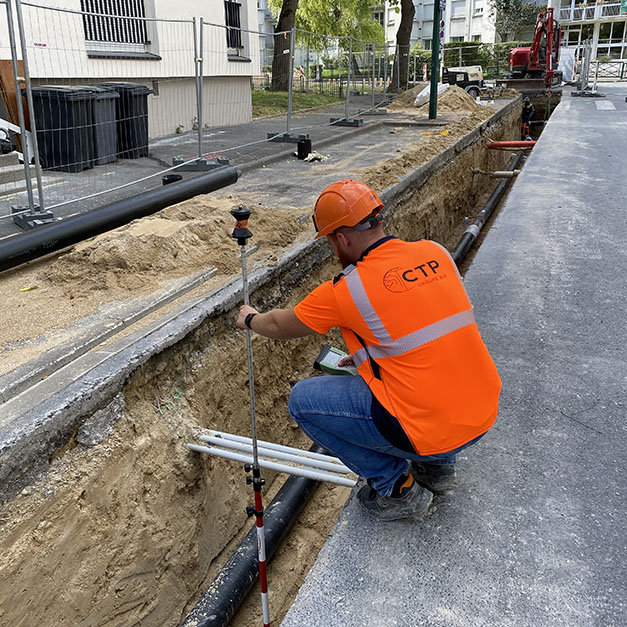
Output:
[0, 0, 36, 217]
[441, 43, 521, 79]
[10, 1, 199, 215]
[590, 59, 627, 81]
[288, 32, 349, 132]
[343, 37, 388, 120]
[200, 21, 312, 162]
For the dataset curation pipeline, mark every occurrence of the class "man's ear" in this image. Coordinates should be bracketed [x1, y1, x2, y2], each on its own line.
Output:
[335, 230, 351, 249]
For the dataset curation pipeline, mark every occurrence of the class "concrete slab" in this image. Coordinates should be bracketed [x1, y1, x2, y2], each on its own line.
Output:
[281, 84, 627, 626]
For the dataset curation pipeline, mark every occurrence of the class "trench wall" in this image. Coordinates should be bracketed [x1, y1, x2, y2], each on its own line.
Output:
[0, 101, 521, 627]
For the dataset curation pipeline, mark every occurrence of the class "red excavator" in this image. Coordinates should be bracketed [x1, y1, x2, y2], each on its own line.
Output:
[504, 8, 563, 89]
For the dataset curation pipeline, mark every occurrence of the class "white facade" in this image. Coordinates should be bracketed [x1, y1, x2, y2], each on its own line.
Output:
[379, 0, 496, 50]
[257, 0, 275, 70]
[0, 0, 260, 136]
[550, 0, 627, 60]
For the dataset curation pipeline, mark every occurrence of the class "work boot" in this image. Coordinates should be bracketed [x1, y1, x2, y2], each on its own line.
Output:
[410, 462, 457, 494]
[357, 474, 432, 522]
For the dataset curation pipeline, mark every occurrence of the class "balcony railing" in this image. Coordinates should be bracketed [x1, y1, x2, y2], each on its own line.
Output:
[558, 3, 625, 23]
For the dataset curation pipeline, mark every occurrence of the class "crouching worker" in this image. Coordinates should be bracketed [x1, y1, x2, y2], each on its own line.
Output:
[236, 180, 501, 522]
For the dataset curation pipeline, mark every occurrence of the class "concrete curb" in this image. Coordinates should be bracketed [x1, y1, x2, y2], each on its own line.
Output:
[0, 98, 520, 503]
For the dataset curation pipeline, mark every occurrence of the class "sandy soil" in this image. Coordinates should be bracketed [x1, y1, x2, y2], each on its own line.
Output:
[0, 198, 312, 376]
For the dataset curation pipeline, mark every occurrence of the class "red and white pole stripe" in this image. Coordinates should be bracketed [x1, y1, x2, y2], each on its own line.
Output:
[254, 488, 270, 626]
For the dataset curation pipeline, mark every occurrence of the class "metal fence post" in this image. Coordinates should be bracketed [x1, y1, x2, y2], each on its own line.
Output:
[13, 0, 45, 211]
[286, 27, 295, 135]
[459, 46, 462, 66]
[5, 0, 35, 211]
[396, 45, 400, 91]
[371, 42, 375, 108]
[345, 34, 352, 120]
[194, 17, 203, 159]
[306, 44, 310, 91]
[383, 43, 388, 100]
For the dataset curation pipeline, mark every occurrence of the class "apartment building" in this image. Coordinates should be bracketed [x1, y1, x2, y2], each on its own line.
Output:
[550, 0, 627, 59]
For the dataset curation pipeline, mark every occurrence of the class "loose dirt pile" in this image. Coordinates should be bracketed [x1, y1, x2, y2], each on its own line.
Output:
[388, 84, 486, 115]
[418, 85, 484, 113]
[0, 197, 312, 375]
[358, 108, 495, 191]
[387, 83, 429, 110]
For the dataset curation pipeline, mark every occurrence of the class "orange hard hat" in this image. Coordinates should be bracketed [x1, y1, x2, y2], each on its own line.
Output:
[313, 180, 383, 239]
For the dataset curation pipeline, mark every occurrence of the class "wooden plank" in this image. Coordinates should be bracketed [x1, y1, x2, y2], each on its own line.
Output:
[0, 59, 28, 151]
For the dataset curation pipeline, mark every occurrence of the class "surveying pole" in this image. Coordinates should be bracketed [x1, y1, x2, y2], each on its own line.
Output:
[429, 0, 442, 119]
[231, 206, 270, 627]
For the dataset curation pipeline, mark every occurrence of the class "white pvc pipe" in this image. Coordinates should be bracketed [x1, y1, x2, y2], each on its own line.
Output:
[200, 435, 353, 474]
[187, 444, 357, 487]
[206, 430, 345, 465]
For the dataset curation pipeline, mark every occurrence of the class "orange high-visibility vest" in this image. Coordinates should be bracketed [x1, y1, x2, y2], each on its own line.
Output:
[323, 238, 500, 455]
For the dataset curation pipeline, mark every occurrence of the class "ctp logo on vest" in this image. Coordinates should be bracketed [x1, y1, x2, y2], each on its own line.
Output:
[383, 260, 441, 293]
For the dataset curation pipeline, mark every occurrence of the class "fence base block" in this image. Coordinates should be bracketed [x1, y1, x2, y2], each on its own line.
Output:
[267, 132, 309, 143]
[12, 206, 60, 230]
[172, 157, 230, 171]
[330, 118, 364, 127]
[571, 91, 606, 98]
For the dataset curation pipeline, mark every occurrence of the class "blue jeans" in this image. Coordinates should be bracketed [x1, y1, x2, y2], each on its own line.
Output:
[288, 375, 485, 496]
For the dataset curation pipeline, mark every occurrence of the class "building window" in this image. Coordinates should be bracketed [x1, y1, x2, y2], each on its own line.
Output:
[374, 10, 384, 28]
[451, 36, 465, 43]
[424, 39, 432, 50]
[472, 34, 481, 41]
[81, 0, 148, 50]
[225, 0, 243, 49]
[452, 1, 466, 18]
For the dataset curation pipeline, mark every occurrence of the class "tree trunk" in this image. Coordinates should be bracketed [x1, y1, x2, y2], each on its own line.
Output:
[271, 0, 299, 91]
[391, 0, 415, 92]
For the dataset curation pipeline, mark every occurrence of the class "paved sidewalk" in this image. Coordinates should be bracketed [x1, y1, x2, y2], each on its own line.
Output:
[281, 84, 627, 626]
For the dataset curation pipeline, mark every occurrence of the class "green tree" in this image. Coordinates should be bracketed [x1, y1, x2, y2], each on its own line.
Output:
[268, 0, 384, 90]
[271, 0, 299, 91]
[389, 0, 415, 91]
[490, 0, 540, 42]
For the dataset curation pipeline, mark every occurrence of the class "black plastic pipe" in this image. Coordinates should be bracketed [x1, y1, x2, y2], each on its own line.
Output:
[0, 166, 239, 272]
[181, 448, 324, 627]
[452, 152, 524, 265]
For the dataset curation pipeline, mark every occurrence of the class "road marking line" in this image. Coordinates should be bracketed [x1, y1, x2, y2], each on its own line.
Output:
[596, 101, 616, 110]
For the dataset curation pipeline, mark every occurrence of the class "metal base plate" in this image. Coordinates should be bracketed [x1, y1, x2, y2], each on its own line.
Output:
[172, 156, 229, 171]
[12, 206, 60, 230]
[267, 132, 310, 143]
[330, 118, 364, 127]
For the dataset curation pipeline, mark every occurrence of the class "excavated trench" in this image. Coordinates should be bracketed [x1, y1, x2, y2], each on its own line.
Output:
[0, 97, 525, 627]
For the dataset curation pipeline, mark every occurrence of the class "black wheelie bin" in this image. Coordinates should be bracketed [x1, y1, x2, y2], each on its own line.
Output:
[99, 82, 153, 158]
[28, 85, 95, 172]
[81, 86, 119, 165]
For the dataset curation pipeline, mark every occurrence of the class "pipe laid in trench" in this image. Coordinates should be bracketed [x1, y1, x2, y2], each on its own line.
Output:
[486, 140, 535, 150]
[452, 152, 524, 265]
[181, 447, 324, 627]
[0, 166, 239, 273]
[181, 151, 526, 626]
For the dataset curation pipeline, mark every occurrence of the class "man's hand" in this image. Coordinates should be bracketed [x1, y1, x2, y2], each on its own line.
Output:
[237, 305, 259, 330]
[338, 355, 355, 367]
